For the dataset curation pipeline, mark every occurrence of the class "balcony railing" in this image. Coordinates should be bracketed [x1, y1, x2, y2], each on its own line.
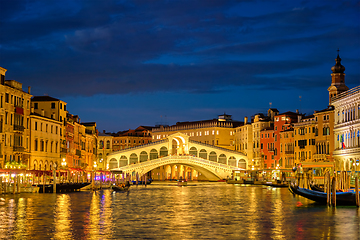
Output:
[76, 149, 81, 157]
[285, 150, 294, 154]
[13, 146, 25, 152]
[14, 125, 25, 131]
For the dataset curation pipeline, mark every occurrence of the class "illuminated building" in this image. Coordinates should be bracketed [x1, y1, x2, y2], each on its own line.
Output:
[81, 122, 98, 171]
[0, 66, 32, 169]
[112, 126, 153, 151]
[29, 111, 62, 170]
[261, 111, 299, 169]
[97, 131, 113, 170]
[152, 114, 242, 151]
[31, 96, 68, 167]
[332, 85, 360, 171]
[293, 107, 335, 168]
[328, 52, 359, 171]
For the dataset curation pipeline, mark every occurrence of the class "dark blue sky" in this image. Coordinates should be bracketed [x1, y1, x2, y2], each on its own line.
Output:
[1, 0, 359, 132]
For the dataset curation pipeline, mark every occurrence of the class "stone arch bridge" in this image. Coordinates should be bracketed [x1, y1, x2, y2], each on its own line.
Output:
[107, 133, 248, 181]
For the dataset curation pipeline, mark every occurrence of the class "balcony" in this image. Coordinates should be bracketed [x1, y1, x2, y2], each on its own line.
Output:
[76, 149, 81, 157]
[14, 125, 25, 131]
[60, 148, 67, 154]
[285, 150, 294, 154]
[13, 146, 25, 152]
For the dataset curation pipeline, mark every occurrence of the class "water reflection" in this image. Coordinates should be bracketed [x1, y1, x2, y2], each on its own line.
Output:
[54, 194, 72, 239]
[0, 183, 359, 239]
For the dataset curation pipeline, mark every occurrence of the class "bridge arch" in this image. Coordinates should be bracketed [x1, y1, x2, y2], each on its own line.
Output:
[189, 147, 197, 157]
[239, 159, 246, 169]
[199, 149, 207, 159]
[150, 149, 158, 160]
[109, 158, 118, 169]
[160, 146, 168, 157]
[107, 132, 248, 180]
[140, 151, 148, 162]
[209, 151, 217, 162]
[130, 153, 138, 164]
[219, 154, 226, 164]
[119, 156, 128, 167]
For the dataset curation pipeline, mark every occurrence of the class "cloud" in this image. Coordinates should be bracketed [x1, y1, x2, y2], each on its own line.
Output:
[1, 0, 359, 99]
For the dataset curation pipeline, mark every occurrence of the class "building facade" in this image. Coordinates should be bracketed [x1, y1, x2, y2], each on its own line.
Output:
[0, 67, 32, 169]
[152, 114, 242, 151]
[332, 86, 360, 171]
[29, 113, 61, 170]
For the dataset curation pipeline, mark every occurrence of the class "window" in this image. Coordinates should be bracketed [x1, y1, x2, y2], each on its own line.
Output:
[60, 103, 62, 109]
[51, 103, 55, 109]
[35, 122, 37, 130]
[34, 102, 38, 109]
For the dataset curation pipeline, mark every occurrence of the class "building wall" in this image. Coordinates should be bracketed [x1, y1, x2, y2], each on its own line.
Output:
[332, 86, 360, 171]
[29, 114, 61, 170]
[0, 67, 32, 169]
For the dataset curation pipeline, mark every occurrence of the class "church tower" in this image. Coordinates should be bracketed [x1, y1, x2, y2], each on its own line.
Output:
[328, 50, 348, 105]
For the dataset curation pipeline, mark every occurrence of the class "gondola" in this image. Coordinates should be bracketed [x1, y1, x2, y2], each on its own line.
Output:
[263, 181, 289, 188]
[112, 184, 130, 192]
[309, 184, 324, 192]
[131, 179, 153, 185]
[289, 183, 357, 205]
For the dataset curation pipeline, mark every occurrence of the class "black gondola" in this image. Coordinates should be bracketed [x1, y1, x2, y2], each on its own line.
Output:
[35, 182, 91, 193]
[289, 183, 357, 206]
[112, 185, 130, 191]
[263, 182, 289, 188]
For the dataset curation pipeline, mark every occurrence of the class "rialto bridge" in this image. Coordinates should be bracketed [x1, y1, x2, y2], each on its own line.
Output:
[107, 133, 248, 181]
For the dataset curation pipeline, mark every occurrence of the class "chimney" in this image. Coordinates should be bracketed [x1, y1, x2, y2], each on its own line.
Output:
[28, 86, 31, 94]
[244, 117, 248, 124]
[103, 130, 105, 133]
[296, 109, 299, 114]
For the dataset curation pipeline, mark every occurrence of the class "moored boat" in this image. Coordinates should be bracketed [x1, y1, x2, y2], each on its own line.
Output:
[289, 183, 358, 205]
[177, 179, 187, 186]
[264, 181, 289, 188]
[112, 185, 130, 191]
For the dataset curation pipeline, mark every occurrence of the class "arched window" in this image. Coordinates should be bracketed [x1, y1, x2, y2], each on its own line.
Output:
[130, 153, 138, 164]
[109, 158, 118, 169]
[199, 149, 207, 159]
[160, 147, 168, 157]
[189, 147, 197, 157]
[119, 156, 128, 167]
[150, 149, 158, 160]
[239, 159, 246, 169]
[218, 154, 227, 164]
[209, 151, 217, 162]
[106, 140, 110, 149]
[140, 151, 148, 162]
[228, 156, 236, 167]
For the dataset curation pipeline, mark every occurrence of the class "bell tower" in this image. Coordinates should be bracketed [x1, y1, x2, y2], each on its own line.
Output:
[328, 50, 348, 105]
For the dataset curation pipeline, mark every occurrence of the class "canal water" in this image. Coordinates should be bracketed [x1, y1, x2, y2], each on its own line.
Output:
[0, 182, 359, 239]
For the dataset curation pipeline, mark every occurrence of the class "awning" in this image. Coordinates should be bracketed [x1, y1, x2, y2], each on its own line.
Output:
[300, 162, 334, 168]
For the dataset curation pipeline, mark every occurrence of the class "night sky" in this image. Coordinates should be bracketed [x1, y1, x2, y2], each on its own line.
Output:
[1, 0, 359, 132]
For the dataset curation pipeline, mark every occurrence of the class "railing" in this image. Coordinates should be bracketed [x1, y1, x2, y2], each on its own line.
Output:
[108, 139, 169, 156]
[285, 150, 294, 154]
[13, 146, 25, 152]
[331, 85, 360, 103]
[189, 140, 243, 156]
[76, 149, 81, 157]
[14, 125, 25, 131]
[117, 155, 242, 171]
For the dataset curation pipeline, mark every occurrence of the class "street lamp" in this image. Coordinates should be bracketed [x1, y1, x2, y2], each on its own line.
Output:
[61, 158, 67, 168]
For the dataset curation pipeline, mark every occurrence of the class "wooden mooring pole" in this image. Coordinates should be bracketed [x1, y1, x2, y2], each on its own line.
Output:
[332, 176, 337, 207]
